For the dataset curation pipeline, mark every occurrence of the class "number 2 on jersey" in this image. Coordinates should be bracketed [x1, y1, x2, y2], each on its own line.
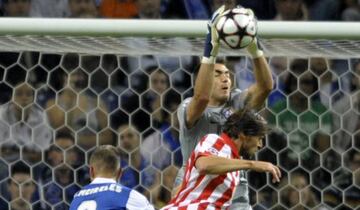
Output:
[77, 200, 97, 210]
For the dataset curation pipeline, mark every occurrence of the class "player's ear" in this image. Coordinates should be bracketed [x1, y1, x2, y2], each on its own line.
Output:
[89, 166, 95, 181]
[115, 168, 122, 182]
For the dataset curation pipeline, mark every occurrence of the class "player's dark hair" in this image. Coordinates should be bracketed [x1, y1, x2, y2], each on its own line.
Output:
[193, 58, 226, 83]
[90, 145, 120, 175]
[223, 109, 270, 139]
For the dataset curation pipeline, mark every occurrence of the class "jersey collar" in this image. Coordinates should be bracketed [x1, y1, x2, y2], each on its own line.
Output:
[220, 133, 240, 159]
[91, 177, 117, 184]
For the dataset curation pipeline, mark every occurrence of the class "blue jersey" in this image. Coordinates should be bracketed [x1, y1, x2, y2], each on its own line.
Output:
[70, 178, 154, 210]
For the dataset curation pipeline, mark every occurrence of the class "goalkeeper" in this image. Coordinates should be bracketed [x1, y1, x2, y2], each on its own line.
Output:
[173, 5, 273, 210]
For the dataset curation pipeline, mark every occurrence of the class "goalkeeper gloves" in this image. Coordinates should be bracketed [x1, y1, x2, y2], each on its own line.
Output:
[246, 37, 264, 59]
[202, 5, 225, 64]
[244, 8, 264, 59]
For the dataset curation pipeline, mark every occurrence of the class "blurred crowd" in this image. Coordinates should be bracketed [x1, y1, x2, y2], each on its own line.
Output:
[0, 0, 358, 21]
[0, 52, 359, 209]
[0, 0, 359, 210]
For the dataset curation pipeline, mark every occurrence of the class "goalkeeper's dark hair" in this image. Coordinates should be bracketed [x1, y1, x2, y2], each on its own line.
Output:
[193, 57, 226, 85]
[223, 109, 270, 139]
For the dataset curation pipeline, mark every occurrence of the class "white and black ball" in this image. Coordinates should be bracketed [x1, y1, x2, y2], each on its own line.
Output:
[216, 7, 257, 49]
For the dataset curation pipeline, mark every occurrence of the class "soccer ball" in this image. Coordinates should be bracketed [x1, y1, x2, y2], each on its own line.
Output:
[215, 7, 257, 49]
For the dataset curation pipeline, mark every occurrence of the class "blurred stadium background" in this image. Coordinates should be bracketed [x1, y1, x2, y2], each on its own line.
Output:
[0, 0, 359, 210]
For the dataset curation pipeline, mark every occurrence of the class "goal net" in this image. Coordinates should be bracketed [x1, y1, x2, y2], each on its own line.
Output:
[0, 18, 359, 210]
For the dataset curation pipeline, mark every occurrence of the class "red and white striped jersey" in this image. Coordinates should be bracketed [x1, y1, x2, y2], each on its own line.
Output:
[162, 133, 240, 210]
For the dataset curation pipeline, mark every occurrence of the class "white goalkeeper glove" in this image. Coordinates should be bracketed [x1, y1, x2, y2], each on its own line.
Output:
[245, 8, 264, 59]
[202, 5, 225, 64]
[246, 37, 264, 59]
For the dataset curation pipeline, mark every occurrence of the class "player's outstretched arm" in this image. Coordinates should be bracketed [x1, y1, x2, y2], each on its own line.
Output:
[196, 155, 281, 183]
[244, 37, 273, 110]
[186, 6, 225, 128]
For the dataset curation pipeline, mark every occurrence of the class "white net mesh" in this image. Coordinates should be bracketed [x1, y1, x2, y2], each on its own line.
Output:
[0, 36, 360, 58]
[0, 37, 359, 210]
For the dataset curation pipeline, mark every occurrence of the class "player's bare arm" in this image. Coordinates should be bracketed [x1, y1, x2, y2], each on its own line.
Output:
[246, 55, 273, 110]
[196, 155, 281, 183]
[186, 63, 214, 128]
[244, 31, 273, 110]
[186, 6, 225, 128]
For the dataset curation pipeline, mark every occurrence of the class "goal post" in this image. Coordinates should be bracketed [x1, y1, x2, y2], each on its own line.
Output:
[0, 18, 359, 57]
[0, 18, 360, 39]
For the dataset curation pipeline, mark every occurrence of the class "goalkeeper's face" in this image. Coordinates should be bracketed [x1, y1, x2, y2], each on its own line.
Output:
[212, 64, 231, 102]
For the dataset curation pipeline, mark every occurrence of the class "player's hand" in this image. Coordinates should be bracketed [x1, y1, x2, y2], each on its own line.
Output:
[202, 5, 225, 64]
[246, 36, 263, 59]
[245, 8, 263, 59]
[246, 37, 264, 59]
[251, 161, 281, 183]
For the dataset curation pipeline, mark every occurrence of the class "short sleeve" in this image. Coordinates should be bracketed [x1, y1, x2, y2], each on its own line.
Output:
[177, 98, 189, 130]
[126, 190, 154, 210]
